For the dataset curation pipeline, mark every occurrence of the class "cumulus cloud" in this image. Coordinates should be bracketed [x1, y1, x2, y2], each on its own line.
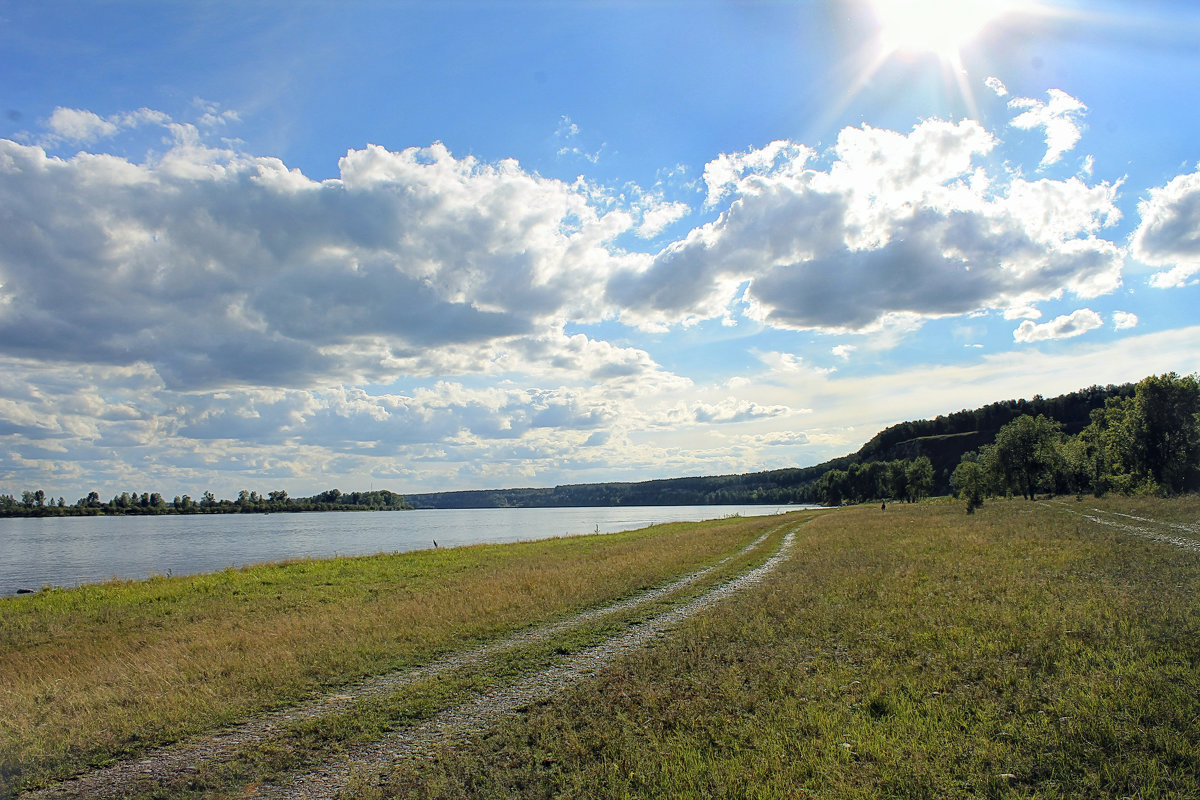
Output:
[44, 106, 170, 144]
[701, 139, 814, 207]
[1131, 167, 1200, 287]
[985, 76, 1009, 97]
[1012, 308, 1103, 343]
[1112, 311, 1138, 330]
[0, 135, 652, 390]
[636, 199, 690, 238]
[608, 118, 1124, 335]
[1006, 88, 1088, 168]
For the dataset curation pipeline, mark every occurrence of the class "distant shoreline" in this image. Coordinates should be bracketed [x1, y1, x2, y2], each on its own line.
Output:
[0, 505, 408, 519]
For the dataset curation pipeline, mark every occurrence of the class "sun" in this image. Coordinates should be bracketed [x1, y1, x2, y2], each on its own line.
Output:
[870, 0, 1016, 59]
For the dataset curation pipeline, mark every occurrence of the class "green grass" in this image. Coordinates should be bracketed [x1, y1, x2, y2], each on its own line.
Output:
[0, 512, 791, 797]
[353, 497, 1200, 799]
[85, 520, 799, 800]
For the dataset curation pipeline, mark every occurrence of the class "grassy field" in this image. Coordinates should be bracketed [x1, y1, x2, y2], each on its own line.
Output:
[351, 497, 1200, 799]
[5, 497, 1200, 799]
[0, 512, 783, 797]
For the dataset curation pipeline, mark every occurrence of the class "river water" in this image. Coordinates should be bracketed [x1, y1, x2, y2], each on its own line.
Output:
[0, 505, 804, 594]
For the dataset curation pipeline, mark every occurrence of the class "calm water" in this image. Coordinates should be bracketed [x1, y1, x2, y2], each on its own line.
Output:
[0, 505, 802, 594]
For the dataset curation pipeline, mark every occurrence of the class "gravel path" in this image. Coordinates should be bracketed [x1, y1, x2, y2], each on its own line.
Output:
[1049, 501, 1200, 553]
[22, 525, 789, 799]
[262, 527, 798, 799]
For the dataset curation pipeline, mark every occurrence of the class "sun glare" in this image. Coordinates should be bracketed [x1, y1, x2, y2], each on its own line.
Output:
[870, 0, 1015, 59]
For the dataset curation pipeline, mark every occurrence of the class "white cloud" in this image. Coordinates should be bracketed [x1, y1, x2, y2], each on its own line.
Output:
[44, 106, 171, 145]
[756, 351, 834, 376]
[1012, 308, 1103, 343]
[0, 136, 652, 390]
[1130, 167, 1200, 287]
[46, 108, 118, 142]
[701, 139, 814, 207]
[609, 117, 1124, 336]
[985, 76, 1009, 97]
[832, 344, 856, 360]
[1003, 305, 1041, 320]
[1112, 311, 1138, 330]
[636, 199, 690, 238]
[1007, 88, 1088, 168]
[737, 430, 811, 448]
[556, 115, 580, 139]
[683, 398, 794, 425]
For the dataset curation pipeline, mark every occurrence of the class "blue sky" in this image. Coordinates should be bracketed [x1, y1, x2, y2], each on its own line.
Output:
[2, 0, 1199, 501]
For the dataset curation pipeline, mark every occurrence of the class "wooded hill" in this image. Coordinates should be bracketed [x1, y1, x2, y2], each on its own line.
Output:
[405, 381, 1140, 508]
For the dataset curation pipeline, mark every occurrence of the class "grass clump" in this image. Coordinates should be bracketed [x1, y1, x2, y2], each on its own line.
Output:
[355, 498, 1200, 799]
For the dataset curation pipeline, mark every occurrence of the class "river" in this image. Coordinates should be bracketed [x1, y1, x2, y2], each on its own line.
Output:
[0, 505, 806, 594]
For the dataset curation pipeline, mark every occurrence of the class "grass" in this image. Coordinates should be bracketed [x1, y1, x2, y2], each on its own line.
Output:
[0, 512, 789, 797]
[352, 497, 1200, 799]
[88, 519, 800, 800]
[8, 498, 1199, 799]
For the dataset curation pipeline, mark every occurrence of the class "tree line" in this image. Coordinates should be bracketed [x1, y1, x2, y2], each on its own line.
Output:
[950, 372, 1200, 512]
[803, 456, 936, 507]
[0, 487, 410, 517]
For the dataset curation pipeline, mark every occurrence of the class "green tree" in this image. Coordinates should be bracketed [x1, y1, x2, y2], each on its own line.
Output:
[816, 469, 847, 506]
[951, 458, 988, 513]
[991, 414, 1062, 500]
[1127, 372, 1200, 493]
[1060, 434, 1099, 498]
[886, 460, 909, 501]
[905, 456, 934, 502]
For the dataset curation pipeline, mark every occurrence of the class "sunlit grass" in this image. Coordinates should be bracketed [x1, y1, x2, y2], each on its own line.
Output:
[357, 498, 1200, 799]
[94, 521, 801, 800]
[0, 512, 795, 795]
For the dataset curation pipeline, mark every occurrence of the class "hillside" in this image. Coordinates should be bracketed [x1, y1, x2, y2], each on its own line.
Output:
[406, 381, 1138, 508]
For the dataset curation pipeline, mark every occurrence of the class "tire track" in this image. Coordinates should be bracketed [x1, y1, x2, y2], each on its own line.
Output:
[1092, 509, 1200, 537]
[262, 527, 799, 799]
[22, 526, 787, 799]
[1048, 501, 1200, 553]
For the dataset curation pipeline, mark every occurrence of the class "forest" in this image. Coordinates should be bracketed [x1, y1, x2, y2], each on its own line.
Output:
[948, 372, 1200, 511]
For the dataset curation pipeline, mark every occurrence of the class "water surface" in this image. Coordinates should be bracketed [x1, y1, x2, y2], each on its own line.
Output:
[0, 505, 805, 593]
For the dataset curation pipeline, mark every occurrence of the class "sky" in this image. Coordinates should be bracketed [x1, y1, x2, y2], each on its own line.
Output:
[1, 0, 1199, 502]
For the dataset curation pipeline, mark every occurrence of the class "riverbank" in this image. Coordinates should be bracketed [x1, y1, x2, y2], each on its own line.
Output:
[1, 504, 796, 594]
[1, 512, 796, 797]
